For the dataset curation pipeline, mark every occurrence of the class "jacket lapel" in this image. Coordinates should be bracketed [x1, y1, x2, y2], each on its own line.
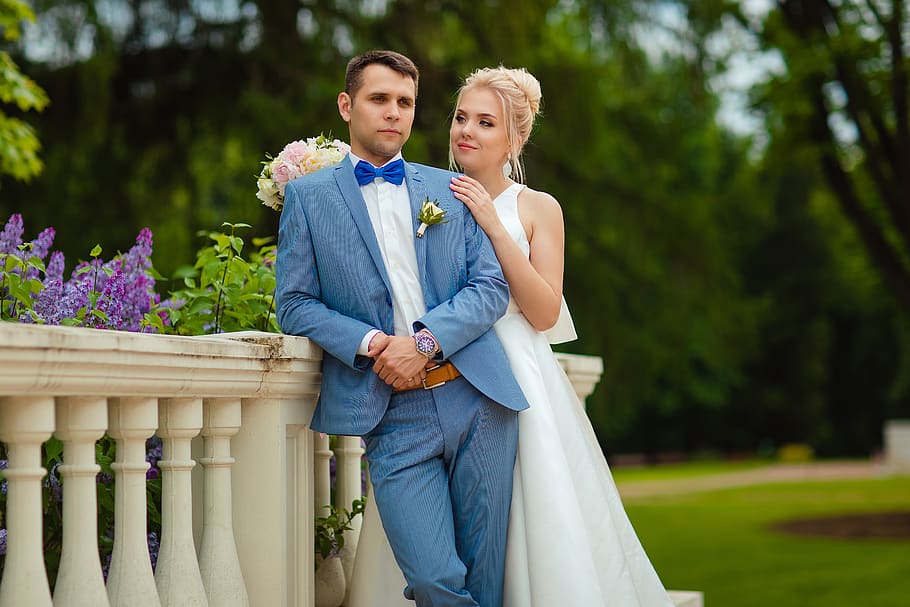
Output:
[405, 162, 429, 283]
[333, 160, 392, 294]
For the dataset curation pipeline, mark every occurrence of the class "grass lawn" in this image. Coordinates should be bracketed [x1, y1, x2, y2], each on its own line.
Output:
[610, 459, 772, 483]
[619, 471, 910, 607]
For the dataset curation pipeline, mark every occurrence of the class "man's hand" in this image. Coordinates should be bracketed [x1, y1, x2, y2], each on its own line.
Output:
[373, 335, 432, 390]
[366, 332, 391, 358]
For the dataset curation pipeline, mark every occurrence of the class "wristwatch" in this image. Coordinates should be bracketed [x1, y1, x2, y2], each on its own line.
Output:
[413, 330, 440, 359]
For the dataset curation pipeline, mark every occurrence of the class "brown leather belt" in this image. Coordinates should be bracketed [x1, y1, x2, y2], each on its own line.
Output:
[393, 362, 461, 392]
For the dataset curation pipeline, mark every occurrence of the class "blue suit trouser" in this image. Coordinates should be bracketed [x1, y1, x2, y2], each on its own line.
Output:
[364, 376, 519, 607]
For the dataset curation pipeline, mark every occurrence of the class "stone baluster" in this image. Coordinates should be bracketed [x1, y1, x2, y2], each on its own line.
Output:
[198, 398, 249, 607]
[0, 396, 55, 607]
[314, 433, 333, 517]
[556, 352, 604, 407]
[334, 435, 365, 519]
[53, 397, 110, 607]
[106, 397, 161, 607]
[335, 435, 365, 596]
[230, 402, 317, 606]
[156, 398, 208, 606]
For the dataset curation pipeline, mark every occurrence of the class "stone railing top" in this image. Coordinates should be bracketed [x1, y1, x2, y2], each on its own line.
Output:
[554, 351, 604, 375]
[0, 323, 322, 399]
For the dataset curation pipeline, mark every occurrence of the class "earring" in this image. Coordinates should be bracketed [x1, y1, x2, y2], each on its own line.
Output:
[502, 153, 513, 178]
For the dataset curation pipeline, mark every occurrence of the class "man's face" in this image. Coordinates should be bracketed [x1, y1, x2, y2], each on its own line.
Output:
[338, 64, 416, 166]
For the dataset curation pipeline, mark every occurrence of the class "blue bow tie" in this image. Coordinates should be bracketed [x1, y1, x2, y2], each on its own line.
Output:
[354, 159, 405, 186]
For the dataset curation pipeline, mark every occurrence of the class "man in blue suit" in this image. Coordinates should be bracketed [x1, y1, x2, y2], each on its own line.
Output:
[276, 50, 529, 606]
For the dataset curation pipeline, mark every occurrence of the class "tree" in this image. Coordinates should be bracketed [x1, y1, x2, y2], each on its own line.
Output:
[0, 0, 48, 183]
[680, 0, 910, 453]
[0, 0, 815, 455]
[743, 1, 910, 313]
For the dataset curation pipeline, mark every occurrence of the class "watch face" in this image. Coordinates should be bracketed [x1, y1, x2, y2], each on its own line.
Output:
[415, 333, 437, 355]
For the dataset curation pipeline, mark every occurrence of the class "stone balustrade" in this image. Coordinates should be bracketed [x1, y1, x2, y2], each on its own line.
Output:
[0, 321, 701, 607]
[0, 324, 322, 606]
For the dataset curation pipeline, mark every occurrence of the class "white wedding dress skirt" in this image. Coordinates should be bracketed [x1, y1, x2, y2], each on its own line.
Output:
[347, 184, 674, 606]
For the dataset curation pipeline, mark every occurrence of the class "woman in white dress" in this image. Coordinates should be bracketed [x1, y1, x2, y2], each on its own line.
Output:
[347, 66, 675, 607]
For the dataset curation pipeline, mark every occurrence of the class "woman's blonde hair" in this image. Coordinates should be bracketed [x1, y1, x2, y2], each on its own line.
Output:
[450, 66, 542, 183]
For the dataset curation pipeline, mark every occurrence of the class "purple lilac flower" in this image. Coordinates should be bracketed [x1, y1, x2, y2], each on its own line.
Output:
[53, 276, 92, 323]
[148, 531, 160, 572]
[0, 528, 7, 556]
[45, 462, 63, 503]
[33, 279, 65, 325]
[29, 227, 55, 259]
[0, 458, 7, 495]
[23, 227, 56, 280]
[59, 229, 159, 332]
[102, 552, 112, 581]
[94, 268, 127, 329]
[44, 251, 65, 284]
[146, 436, 163, 480]
[116, 229, 157, 331]
[0, 214, 24, 254]
[123, 228, 153, 274]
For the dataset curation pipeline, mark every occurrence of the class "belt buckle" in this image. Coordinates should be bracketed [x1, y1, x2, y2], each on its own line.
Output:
[422, 364, 447, 390]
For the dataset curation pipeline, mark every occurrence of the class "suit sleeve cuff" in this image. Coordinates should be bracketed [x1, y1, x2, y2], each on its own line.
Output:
[358, 329, 382, 356]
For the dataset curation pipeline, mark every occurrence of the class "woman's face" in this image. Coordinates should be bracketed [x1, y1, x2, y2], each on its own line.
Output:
[450, 87, 511, 175]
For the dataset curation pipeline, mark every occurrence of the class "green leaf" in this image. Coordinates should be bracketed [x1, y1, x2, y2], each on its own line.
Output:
[172, 265, 196, 279]
[44, 437, 64, 463]
[89, 309, 110, 322]
[187, 297, 214, 314]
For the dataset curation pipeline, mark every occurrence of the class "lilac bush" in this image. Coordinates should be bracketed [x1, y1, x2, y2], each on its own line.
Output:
[0, 214, 164, 586]
[1, 214, 159, 330]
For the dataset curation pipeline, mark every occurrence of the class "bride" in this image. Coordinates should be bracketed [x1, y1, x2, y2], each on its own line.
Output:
[347, 66, 675, 607]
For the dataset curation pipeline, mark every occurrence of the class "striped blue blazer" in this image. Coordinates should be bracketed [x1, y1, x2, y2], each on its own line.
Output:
[276, 157, 529, 436]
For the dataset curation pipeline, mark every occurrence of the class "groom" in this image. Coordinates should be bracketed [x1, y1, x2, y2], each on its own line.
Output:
[276, 50, 528, 606]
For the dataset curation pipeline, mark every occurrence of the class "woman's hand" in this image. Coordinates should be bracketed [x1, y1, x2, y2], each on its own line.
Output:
[450, 175, 505, 238]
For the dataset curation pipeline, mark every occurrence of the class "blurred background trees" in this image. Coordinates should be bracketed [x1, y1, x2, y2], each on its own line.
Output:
[0, 0, 48, 181]
[2, 0, 908, 459]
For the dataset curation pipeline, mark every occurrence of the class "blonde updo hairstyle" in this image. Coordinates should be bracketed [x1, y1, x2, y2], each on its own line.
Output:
[450, 66, 542, 183]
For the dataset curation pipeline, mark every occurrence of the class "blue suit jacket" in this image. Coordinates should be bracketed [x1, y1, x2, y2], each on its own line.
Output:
[276, 157, 529, 436]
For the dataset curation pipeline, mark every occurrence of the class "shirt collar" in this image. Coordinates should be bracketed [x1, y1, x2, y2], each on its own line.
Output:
[348, 151, 404, 169]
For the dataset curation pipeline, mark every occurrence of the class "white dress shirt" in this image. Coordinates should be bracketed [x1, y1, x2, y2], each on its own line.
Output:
[350, 153, 427, 355]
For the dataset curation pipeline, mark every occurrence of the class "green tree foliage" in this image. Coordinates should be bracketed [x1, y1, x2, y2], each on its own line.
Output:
[2, 0, 902, 456]
[0, 0, 48, 182]
[758, 1, 910, 312]
[674, 0, 910, 455]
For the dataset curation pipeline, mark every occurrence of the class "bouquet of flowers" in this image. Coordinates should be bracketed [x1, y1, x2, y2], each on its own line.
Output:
[256, 134, 351, 210]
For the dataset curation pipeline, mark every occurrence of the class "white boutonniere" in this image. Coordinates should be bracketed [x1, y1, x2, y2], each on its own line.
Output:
[416, 198, 448, 238]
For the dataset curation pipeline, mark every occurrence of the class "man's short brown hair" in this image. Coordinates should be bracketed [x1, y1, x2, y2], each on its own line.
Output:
[345, 50, 420, 99]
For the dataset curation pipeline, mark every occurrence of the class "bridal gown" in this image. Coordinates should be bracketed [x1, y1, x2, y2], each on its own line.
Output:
[347, 183, 675, 607]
